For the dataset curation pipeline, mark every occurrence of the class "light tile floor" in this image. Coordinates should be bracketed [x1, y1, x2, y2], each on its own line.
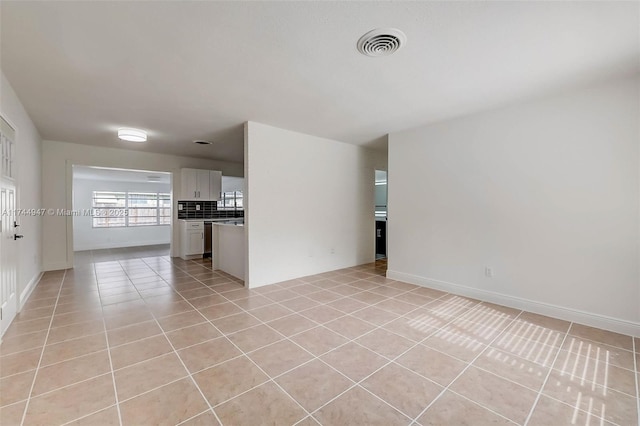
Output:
[1, 254, 639, 425]
[73, 245, 170, 266]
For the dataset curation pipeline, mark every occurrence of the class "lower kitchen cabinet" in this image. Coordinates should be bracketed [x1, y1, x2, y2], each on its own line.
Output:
[180, 221, 204, 259]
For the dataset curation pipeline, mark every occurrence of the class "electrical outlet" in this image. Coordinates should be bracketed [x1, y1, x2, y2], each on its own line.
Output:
[485, 267, 493, 278]
[330, 248, 335, 254]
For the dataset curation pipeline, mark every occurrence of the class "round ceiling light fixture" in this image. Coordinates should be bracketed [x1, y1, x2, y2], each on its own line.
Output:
[357, 28, 406, 57]
[193, 140, 212, 145]
[118, 128, 147, 142]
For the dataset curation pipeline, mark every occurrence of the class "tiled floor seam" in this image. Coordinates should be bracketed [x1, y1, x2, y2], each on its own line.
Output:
[413, 389, 520, 426]
[158, 292, 315, 423]
[10, 372, 113, 403]
[409, 310, 525, 424]
[16, 255, 634, 425]
[96, 265, 125, 426]
[18, 271, 67, 426]
[58, 404, 119, 426]
[118, 259, 226, 426]
[174, 408, 214, 425]
[152, 258, 406, 421]
[289, 295, 490, 423]
[219, 276, 451, 384]
[301, 312, 466, 421]
[521, 322, 573, 425]
[349, 303, 499, 422]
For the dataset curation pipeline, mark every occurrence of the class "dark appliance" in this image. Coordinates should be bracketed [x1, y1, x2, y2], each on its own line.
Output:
[375, 221, 386, 257]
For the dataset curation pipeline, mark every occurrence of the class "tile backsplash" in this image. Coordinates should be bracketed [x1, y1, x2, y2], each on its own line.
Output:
[177, 201, 244, 220]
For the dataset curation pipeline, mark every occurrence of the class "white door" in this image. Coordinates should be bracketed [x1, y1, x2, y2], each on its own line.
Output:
[0, 116, 18, 337]
[0, 184, 17, 336]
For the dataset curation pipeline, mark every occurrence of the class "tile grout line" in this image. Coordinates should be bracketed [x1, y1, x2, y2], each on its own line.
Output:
[58, 404, 119, 426]
[18, 270, 67, 426]
[282, 298, 492, 422]
[117, 258, 225, 426]
[521, 322, 573, 426]
[13, 260, 444, 420]
[154, 258, 395, 418]
[409, 310, 526, 425]
[152, 257, 526, 425]
[419, 388, 519, 426]
[194, 270, 412, 423]
[174, 408, 214, 425]
[94, 262, 124, 426]
[8, 372, 113, 406]
[18, 256, 634, 426]
[140, 257, 316, 425]
[349, 302, 519, 423]
[300, 300, 486, 422]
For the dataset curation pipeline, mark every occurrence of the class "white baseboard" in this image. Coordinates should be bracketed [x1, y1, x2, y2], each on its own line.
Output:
[387, 270, 640, 337]
[19, 271, 43, 311]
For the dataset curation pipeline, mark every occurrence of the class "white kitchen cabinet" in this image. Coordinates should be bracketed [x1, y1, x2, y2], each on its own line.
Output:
[221, 176, 244, 193]
[210, 170, 222, 200]
[180, 168, 221, 200]
[180, 221, 204, 259]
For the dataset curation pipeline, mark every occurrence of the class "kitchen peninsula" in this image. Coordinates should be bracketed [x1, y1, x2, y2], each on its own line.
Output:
[211, 221, 245, 281]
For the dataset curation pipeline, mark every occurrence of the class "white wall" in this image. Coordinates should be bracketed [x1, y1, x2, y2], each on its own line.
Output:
[245, 121, 387, 288]
[0, 72, 43, 302]
[42, 140, 243, 270]
[73, 178, 171, 250]
[388, 75, 640, 335]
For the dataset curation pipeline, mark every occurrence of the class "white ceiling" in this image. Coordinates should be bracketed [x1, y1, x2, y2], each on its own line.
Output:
[2, 2, 638, 164]
[73, 165, 170, 184]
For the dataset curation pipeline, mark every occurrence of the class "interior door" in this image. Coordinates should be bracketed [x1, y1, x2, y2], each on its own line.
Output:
[0, 183, 17, 336]
[1, 116, 18, 338]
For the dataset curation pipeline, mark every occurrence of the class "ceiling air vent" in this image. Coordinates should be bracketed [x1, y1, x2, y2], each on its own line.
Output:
[193, 140, 212, 145]
[357, 28, 406, 57]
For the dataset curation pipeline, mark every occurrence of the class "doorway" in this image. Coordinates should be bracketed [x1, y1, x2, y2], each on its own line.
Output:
[1, 115, 18, 337]
[71, 166, 172, 265]
[375, 170, 387, 260]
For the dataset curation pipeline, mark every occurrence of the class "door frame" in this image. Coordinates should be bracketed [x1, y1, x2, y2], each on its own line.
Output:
[65, 162, 176, 267]
[0, 112, 20, 338]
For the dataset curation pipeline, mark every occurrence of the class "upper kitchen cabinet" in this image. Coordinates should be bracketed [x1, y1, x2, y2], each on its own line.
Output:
[221, 176, 244, 193]
[180, 168, 222, 200]
[209, 170, 222, 200]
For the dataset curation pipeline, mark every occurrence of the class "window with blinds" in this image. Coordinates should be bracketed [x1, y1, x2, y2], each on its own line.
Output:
[92, 191, 170, 227]
[217, 191, 243, 211]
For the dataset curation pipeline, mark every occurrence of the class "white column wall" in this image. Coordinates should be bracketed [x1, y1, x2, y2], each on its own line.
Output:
[245, 121, 386, 288]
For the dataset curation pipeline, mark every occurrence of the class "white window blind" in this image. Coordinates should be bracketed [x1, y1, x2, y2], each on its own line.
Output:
[92, 191, 170, 228]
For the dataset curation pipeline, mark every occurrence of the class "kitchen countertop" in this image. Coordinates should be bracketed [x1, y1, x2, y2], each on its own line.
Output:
[179, 218, 244, 227]
[179, 218, 241, 222]
[212, 222, 244, 227]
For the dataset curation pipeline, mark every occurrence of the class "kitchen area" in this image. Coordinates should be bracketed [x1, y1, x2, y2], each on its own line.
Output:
[375, 170, 387, 259]
[177, 168, 245, 280]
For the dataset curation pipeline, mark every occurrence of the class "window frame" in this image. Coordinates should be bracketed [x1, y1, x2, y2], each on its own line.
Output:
[92, 191, 171, 228]
[217, 191, 243, 211]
